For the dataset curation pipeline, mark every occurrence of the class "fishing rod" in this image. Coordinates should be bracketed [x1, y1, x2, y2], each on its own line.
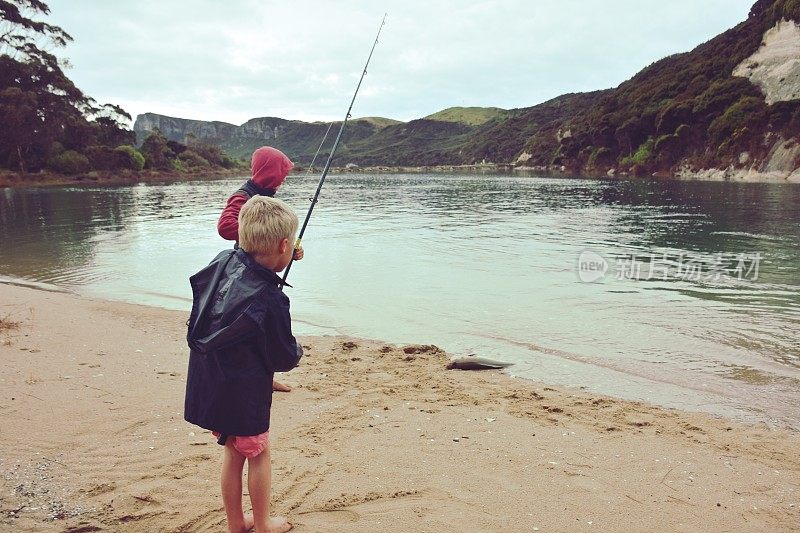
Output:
[282, 13, 387, 286]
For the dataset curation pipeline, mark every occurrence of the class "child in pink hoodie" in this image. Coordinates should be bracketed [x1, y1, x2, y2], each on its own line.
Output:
[218, 147, 296, 240]
[217, 146, 303, 393]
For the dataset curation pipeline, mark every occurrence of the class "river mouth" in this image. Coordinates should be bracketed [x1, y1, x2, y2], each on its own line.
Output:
[1, 173, 799, 429]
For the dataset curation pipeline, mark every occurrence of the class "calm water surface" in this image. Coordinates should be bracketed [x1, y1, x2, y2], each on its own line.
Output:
[1, 173, 799, 428]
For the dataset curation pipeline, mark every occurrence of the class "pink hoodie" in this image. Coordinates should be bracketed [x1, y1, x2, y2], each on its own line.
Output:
[251, 146, 294, 189]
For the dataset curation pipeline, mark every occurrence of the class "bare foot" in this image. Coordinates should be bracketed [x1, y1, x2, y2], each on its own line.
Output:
[272, 380, 292, 392]
[267, 516, 292, 533]
[230, 513, 255, 533]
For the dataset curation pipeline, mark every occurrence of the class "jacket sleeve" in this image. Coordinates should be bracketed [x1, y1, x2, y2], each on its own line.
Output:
[263, 292, 303, 372]
[218, 194, 248, 241]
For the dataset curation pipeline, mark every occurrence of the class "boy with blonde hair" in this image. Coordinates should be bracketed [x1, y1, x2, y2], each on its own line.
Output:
[185, 196, 302, 533]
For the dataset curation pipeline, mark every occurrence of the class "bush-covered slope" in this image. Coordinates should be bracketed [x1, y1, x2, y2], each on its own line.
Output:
[513, 0, 800, 174]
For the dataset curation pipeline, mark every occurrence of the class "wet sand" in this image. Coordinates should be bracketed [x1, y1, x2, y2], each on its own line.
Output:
[0, 283, 798, 532]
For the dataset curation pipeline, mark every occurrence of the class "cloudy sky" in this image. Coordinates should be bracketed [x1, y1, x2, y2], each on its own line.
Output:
[45, 0, 753, 126]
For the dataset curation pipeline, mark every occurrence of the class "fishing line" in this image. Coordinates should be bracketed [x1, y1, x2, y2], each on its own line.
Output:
[282, 13, 387, 286]
[307, 121, 334, 173]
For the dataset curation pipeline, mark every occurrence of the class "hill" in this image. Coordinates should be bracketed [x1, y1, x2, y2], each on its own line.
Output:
[133, 0, 800, 179]
[507, 0, 800, 177]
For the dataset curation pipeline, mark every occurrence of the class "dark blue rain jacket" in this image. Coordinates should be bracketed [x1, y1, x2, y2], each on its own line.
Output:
[184, 249, 302, 436]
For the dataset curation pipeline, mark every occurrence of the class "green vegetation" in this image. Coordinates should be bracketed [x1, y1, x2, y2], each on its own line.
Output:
[0, 1, 134, 173]
[137, 129, 240, 173]
[423, 107, 510, 126]
[772, 0, 800, 18]
[587, 147, 612, 169]
[708, 96, 767, 144]
[178, 150, 210, 170]
[115, 145, 145, 171]
[620, 139, 654, 167]
[354, 116, 403, 128]
[0, 1, 241, 179]
[48, 150, 91, 175]
[7, 0, 797, 178]
[216, 118, 382, 162]
[371, 0, 790, 173]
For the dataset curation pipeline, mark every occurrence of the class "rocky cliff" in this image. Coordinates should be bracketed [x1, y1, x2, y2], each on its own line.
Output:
[133, 113, 390, 163]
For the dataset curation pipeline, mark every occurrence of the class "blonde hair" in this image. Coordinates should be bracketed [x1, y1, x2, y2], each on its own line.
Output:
[238, 196, 299, 256]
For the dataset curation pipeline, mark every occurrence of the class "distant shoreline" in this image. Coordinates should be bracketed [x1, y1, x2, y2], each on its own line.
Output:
[2, 163, 799, 188]
[0, 168, 247, 188]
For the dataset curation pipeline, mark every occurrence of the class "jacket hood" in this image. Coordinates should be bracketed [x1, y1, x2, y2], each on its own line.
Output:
[251, 146, 294, 189]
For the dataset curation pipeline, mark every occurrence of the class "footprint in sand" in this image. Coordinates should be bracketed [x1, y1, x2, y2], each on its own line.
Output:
[298, 508, 361, 525]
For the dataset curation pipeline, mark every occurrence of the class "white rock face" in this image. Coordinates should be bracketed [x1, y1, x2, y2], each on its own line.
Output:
[675, 136, 799, 182]
[734, 19, 800, 104]
[675, 166, 792, 182]
[764, 138, 800, 172]
[515, 151, 532, 164]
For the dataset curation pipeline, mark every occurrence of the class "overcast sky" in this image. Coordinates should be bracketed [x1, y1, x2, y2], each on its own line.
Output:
[45, 0, 754, 126]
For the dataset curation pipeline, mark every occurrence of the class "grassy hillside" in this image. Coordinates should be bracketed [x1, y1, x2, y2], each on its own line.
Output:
[423, 107, 510, 126]
[337, 119, 476, 166]
[355, 117, 404, 128]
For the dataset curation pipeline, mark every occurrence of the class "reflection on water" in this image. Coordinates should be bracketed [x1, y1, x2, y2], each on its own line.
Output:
[1, 174, 799, 428]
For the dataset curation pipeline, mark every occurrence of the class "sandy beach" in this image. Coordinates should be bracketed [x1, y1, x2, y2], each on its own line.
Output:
[0, 283, 798, 532]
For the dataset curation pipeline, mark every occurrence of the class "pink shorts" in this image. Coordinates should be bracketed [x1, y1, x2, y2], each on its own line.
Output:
[212, 431, 269, 459]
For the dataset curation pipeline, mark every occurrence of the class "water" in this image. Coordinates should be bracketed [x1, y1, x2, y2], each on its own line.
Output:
[1, 173, 799, 428]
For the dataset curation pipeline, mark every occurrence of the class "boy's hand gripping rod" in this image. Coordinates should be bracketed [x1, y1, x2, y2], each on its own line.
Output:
[281, 14, 387, 287]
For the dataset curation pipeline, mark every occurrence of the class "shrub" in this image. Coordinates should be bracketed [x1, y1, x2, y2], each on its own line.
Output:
[655, 134, 682, 166]
[620, 138, 654, 167]
[773, 0, 800, 19]
[47, 150, 91, 175]
[48, 142, 65, 158]
[587, 147, 612, 168]
[177, 149, 210, 169]
[85, 146, 116, 170]
[708, 96, 767, 144]
[655, 102, 692, 134]
[140, 130, 175, 170]
[188, 142, 224, 166]
[114, 145, 145, 171]
[220, 154, 237, 169]
[691, 78, 753, 117]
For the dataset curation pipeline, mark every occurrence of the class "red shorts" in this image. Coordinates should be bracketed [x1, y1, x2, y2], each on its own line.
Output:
[212, 431, 269, 458]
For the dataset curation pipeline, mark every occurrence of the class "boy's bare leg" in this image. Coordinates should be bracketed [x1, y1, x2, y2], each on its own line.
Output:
[221, 441, 252, 533]
[248, 445, 292, 532]
[272, 379, 291, 392]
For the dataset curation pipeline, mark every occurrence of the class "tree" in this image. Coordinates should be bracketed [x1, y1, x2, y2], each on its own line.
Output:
[0, 1, 133, 172]
[0, 1, 72, 59]
[140, 130, 175, 170]
[1, 1, 81, 170]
